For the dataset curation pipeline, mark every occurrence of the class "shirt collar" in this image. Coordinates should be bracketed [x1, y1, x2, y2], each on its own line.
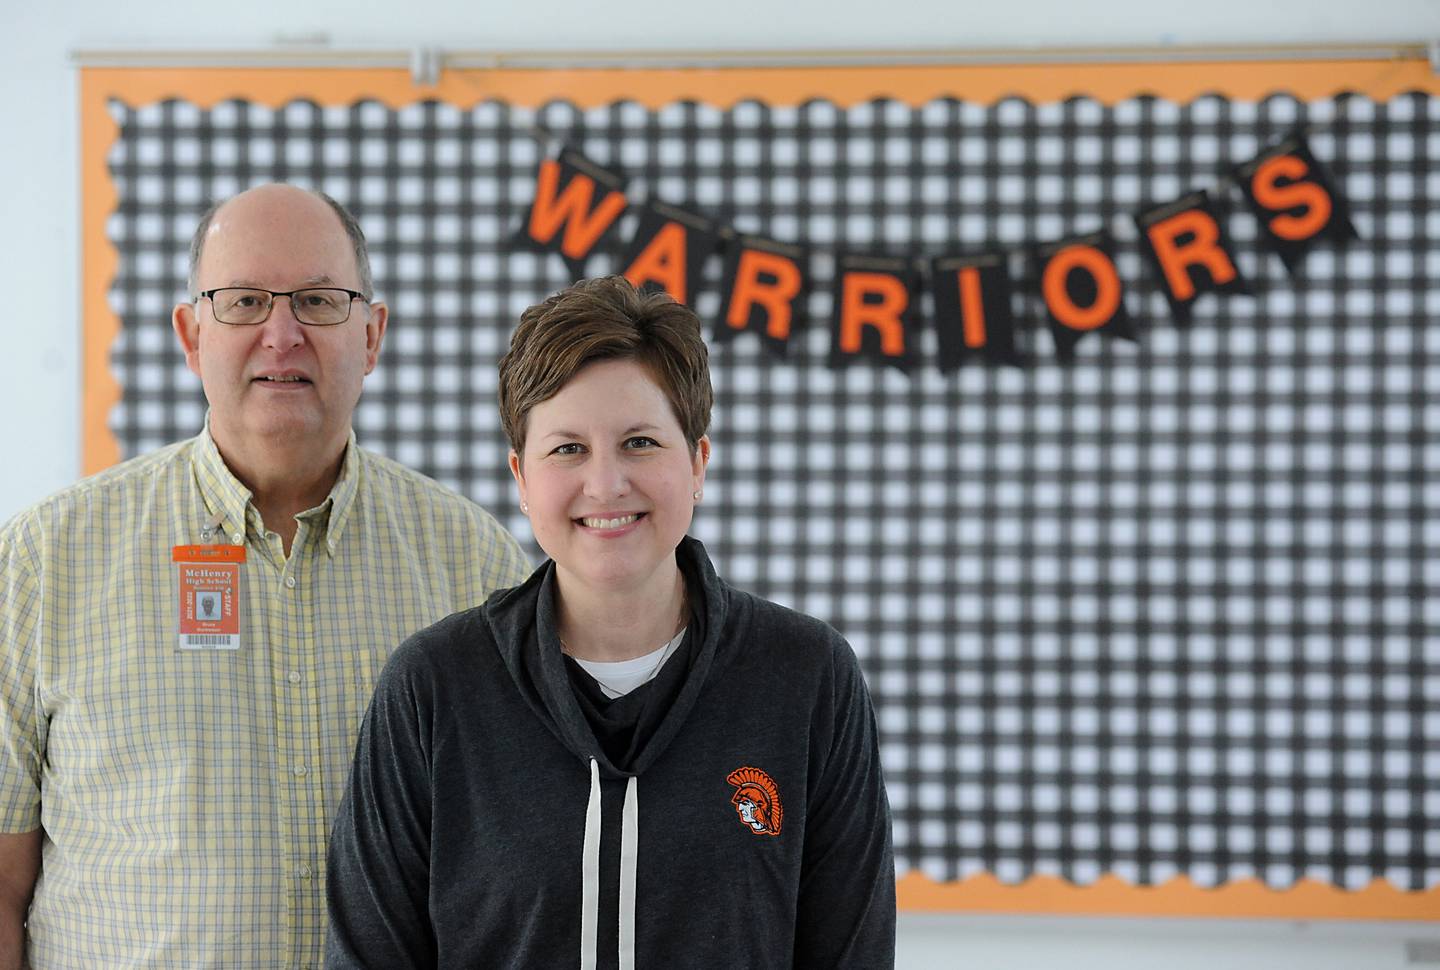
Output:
[321, 431, 362, 556]
[191, 420, 254, 546]
[190, 416, 363, 557]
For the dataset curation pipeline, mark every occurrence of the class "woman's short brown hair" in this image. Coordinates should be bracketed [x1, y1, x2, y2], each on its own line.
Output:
[498, 276, 713, 458]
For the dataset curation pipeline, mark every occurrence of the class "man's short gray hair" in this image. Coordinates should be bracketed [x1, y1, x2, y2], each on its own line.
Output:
[186, 187, 374, 301]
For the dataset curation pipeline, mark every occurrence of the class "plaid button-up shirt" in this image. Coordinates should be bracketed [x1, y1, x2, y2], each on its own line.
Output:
[0, 426, 530, 968]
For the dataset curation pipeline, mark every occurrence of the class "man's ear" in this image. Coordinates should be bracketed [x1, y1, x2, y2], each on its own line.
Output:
[173, 301, 202, 377]
[362, 302, 389, 375]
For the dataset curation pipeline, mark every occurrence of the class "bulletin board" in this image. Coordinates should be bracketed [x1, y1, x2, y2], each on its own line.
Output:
[80, 51, 1440, 919]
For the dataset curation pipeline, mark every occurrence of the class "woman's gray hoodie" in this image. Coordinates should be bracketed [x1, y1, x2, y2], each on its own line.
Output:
[325, 536, 895, 969]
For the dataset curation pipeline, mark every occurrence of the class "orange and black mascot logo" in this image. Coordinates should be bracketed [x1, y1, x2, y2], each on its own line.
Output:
[727, 766, 783, 837]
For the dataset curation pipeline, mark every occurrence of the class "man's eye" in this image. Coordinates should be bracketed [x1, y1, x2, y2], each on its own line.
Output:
[233, 295, 261, 307]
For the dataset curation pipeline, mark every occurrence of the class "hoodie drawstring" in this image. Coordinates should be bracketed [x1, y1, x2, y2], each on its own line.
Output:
[580, 758, 641, 970]
[618, 775, 638, 970]
[581, 758, 602, 970]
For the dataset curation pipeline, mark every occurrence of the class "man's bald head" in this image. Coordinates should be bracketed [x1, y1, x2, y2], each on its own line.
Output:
[187, 184, 373, 300]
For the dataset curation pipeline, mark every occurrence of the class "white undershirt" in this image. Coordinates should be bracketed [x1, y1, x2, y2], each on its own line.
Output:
[571, 628, 687, 700]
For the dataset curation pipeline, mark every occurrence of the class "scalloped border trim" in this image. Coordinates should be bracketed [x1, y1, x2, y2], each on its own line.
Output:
[898, 872, 1440, 920]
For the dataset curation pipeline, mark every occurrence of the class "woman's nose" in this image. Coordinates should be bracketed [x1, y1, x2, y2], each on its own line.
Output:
[582, 452, 629, 500]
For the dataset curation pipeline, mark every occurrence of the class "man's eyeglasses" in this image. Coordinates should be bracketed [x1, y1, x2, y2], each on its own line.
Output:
[197, 287, 368, 326]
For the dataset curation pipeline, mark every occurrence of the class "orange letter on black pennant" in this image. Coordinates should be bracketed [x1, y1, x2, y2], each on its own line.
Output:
[1135, 190, 1248, 322]
[518, 150, 628, 278]
[619, 202, 720, 307]
[1233, 134, 1357, 276]
[624, 224, 687, 300]
[717, 235, 807, 354]
[830, 255, 919, 370]
[930, 252, 1021, 369]
[1034, 231, 1135, 361]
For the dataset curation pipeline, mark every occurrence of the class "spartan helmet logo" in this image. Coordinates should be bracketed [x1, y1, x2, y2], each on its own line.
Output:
[727, 766, 783, 837]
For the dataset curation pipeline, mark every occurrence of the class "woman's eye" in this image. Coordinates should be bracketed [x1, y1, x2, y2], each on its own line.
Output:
[551, 443, 584, 456]
[625, 436, 659, 449]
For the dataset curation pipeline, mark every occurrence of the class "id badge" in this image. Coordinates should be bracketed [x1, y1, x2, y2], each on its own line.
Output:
[172, 544, 245, 650]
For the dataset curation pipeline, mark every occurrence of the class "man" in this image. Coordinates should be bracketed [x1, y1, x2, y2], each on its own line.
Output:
[0, 184, 530, 968]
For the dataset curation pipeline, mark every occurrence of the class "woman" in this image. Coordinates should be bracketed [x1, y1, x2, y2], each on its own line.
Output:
[325, 277, 895, 969]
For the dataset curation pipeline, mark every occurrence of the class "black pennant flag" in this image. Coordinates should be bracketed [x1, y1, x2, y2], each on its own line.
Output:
[716, 234, 809, 356]
[1032, 230, 1135, 361]
[930, 252, 1022, 369]
[1135, 190, 1250, 323]
[1232, 133, 1358, 276]
[829, 254, 921, 371]
[618, 201, 721, 307]
[514, 149, 628, 279]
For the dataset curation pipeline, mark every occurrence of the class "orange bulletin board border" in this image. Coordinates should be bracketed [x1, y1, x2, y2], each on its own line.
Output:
[79, 55, 1440, 920]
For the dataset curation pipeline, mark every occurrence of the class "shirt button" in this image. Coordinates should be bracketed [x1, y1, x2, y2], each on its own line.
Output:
[231, 532, 243, 545]
[284, 576, 297, 589]
[287, 671, 302, 684]
[298, 864, 313, 878]
[293, 764, 308, 777]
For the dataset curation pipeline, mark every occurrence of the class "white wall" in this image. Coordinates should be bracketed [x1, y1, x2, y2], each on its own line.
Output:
[4, 0, 1438, 964]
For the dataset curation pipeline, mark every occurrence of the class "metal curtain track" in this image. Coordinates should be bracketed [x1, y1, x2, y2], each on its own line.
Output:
[71, 41, 1436, 86]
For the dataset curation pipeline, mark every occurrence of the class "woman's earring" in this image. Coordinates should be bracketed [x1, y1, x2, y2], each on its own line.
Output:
[692, 490, 702, 501]
[521, 502, 529, 514]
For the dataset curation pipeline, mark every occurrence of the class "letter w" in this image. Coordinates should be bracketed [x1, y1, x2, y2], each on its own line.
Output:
[527, 159, 628, 261]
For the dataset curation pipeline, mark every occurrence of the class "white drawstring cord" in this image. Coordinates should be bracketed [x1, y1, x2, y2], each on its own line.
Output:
[581, 758, 601, 970]
[618, 775, 639, 970]
[580, 761, 640, 969]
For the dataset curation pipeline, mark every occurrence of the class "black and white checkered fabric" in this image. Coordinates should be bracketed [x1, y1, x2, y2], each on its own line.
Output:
[105, 91, 1440, 890]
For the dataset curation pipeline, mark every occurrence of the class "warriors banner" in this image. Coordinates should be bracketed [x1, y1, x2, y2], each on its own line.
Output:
[517, 134, 1355, 368]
